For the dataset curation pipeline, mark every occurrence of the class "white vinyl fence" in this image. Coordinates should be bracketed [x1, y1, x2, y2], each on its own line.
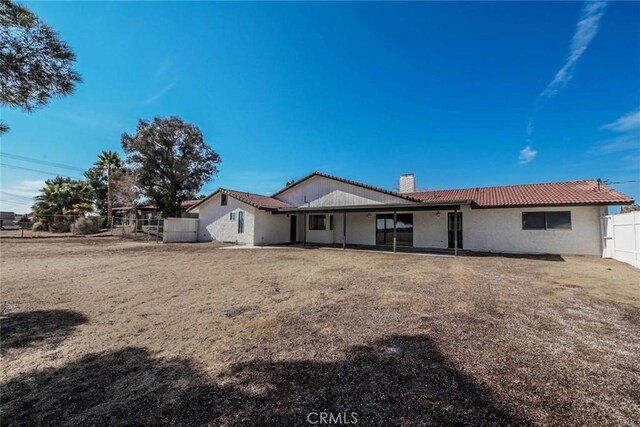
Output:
[163, 218, 199, 243]
[603, 211, 639, 268]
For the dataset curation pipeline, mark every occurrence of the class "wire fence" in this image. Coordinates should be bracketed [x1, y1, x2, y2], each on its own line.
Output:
[112, 217, 164, 242]
[0, 214, 164, 243]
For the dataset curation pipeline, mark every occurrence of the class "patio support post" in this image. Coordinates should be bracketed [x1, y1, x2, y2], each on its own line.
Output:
[454, 208, 458, 256]
[303, 213, 307, 247]
[342, 212, 347, 250]
[393, 210, 397, 253]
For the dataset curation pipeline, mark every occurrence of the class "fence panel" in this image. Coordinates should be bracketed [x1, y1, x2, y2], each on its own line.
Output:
[163, 218, 198, 243]
[603, 211, 639, 268]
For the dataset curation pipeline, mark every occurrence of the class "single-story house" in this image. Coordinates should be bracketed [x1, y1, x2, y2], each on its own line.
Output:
[186, 172, 634, 256]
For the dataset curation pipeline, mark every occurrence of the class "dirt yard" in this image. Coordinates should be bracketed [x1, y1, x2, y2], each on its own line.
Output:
[1, 238, 638, 426]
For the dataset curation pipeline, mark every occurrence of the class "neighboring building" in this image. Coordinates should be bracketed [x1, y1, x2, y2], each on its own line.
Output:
[113, 200, 199, 228]
[0, 211, 17, 228]
[186, 172, 634, 256]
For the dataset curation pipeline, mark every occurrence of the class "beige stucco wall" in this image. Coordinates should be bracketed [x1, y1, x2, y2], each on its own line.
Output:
[276, 175, 413, 207]
[299, 205, 604, 255]
[195, 194, 255, 244]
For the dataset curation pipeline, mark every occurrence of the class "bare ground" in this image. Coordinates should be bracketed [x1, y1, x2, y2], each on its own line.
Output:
[1, 238, 638, 426]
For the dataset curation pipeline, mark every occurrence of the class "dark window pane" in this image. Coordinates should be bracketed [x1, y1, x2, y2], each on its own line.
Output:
[221, 194, 227, 206]
[522, 212, 545, 230]
[448, 213, 462, 231]
[547, 211, 571, 229]
[375, 213, 413, 246]
[329, 215, 334, 231]
[309, 215, 326, 230]
[238, 211, 244, 233]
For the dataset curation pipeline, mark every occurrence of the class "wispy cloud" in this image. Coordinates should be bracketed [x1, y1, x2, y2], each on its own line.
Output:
[539, 0, 607, 99]
[526, 0, 608, 144]
[601, 107, 640, 132]
[143, 82, 176, 106]
[589, 132, 640, 154]
[519, 146, 538, 165]
[589, 107, 640, 156]
[155, 59, 173, 78]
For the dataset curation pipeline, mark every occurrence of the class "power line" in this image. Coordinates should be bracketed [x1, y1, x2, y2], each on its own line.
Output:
[0, 190, 36, 202]
[0, 199, 33, 209]
[0, 152, 85, 172]
[0, 163, 82, 179]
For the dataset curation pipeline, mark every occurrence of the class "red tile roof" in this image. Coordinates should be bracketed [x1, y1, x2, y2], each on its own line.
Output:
[187, 188, 292, 212]
[220, 189, 292, 210]
[408, 180, 634, 208]
[272, 171, 420, 202]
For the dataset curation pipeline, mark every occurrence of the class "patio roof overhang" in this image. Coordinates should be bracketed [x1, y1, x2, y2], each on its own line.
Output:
[272, 201, 471, 214]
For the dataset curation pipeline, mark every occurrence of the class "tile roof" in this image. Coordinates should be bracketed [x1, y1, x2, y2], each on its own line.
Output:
[272, 171, 419, 201]
[187, 188, 292, 212]
[219, 189, 293, 210]
[407, 180, 634, 208]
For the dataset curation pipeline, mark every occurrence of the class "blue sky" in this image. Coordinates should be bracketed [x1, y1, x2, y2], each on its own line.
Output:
[1, 1, 639, 213]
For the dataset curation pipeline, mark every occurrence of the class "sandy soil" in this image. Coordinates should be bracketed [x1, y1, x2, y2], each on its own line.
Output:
[1, 238, 638, 426]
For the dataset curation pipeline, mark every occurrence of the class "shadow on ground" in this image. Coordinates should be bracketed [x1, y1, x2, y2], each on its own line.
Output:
[1, 335, 529, 426]
[1, 310, 87, 354]
[467, 252, 565, 262]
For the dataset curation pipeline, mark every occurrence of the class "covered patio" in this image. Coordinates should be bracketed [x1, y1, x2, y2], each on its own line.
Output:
[273, 201, 469, 256]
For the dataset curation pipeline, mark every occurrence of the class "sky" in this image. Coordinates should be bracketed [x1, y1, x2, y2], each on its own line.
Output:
[1, 1, 639, 213]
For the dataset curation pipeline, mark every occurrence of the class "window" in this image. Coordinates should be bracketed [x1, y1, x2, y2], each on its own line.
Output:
[522, 212, 546, 230]
[448, 212, 462, 231]
[375, 214, 413, 246]
[522, 211, 571, 230]
[309, 215, 326, 230]
[229, 212, 236, 221]
[221, 194, 227, 205]
[329, 215, 334, 231]
[546, 211, 571, 230]
[237, 211, 244, 233]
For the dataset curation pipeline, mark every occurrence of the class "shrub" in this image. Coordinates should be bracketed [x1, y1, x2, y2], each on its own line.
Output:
[32, 221, 48, 232]
[74, 217, 101, 235]
[50, 221, 71, 233]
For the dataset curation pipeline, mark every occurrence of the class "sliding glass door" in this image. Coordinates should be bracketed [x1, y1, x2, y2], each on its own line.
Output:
[375, 214, 413, 246]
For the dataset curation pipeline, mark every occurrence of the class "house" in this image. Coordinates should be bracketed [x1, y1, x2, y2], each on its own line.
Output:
[186, 172, 634, 256]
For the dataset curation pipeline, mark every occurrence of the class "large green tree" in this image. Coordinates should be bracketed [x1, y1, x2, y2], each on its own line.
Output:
[122, 116, 221, 217]
[0, 0, 82, 133]
[93, 150, 123, 227]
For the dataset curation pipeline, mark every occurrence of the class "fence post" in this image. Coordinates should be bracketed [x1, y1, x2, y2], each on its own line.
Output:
[72, 216, 75, 236]
[156, 220, 160, 244]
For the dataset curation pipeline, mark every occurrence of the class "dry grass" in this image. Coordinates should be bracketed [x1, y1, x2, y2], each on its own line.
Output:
[1, 238, 638, 426]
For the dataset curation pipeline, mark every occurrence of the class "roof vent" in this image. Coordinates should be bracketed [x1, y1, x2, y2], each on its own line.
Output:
[399, 174, 416, 193]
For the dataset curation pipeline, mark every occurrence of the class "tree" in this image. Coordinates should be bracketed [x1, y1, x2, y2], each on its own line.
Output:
[84, 165, 108, 216]
[112, 169, 141, 209]
[285, 180, 296, 187]
[122, 116, 221, 217]
[0, 0, 82, 133]
[32, 177, 93, 231]
[93, 151, 123, 227]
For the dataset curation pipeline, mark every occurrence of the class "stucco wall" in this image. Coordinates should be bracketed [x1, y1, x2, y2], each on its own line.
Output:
[195, 193, 255, 244]
[253, 210, 290, 246]
[276, 175, 412, 207]
[300, 205, 604, 255]
[463, 205, 604, 255]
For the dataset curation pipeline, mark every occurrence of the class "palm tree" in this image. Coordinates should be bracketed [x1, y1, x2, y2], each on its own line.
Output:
[94, 150, 123, 227]
[32, 178, 93, 231]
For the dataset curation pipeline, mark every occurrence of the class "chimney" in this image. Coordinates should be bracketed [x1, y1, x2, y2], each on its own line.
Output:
[399, 173, 416, 193]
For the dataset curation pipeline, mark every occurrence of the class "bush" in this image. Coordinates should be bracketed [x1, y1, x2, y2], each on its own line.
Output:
[32, 221, 48, 232]
[74, 217, 101, 235]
